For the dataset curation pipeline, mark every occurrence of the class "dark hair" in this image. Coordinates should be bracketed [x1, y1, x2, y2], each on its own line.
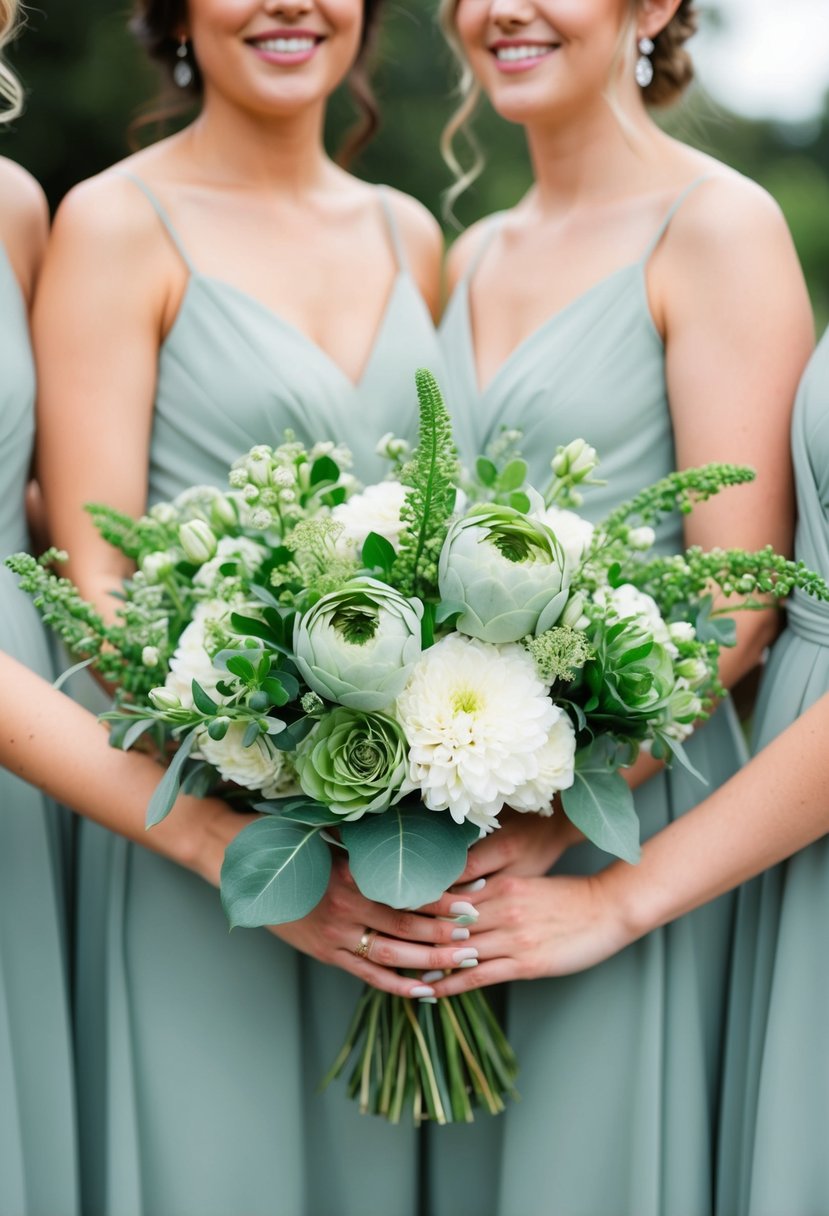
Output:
[130, 0, 386, 163]
[644, 0, 698, 107]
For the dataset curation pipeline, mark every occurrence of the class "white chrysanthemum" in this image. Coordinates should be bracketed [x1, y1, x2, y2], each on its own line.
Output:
[331, 481, 408, 553]
[532, 506, 594, 568]
[164, 600, 233, 708]
[508, 712, 577, 812]
[396, 634, 566, 832]
[193, 536, 266, 589]
[197, 723, 288, 798]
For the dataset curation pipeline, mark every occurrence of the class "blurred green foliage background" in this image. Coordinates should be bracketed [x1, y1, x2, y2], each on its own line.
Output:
[5, 1, 828, 327]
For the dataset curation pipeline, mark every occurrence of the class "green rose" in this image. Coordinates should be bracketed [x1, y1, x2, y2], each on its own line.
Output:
[295, 708, 408, 818]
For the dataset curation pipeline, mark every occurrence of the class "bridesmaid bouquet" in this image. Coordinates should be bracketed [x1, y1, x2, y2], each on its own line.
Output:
[9, 370, 829, 1125]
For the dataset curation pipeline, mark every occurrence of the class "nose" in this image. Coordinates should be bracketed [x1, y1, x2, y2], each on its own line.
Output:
[263, 0, 313, 16]
[489, 0, 535, 30]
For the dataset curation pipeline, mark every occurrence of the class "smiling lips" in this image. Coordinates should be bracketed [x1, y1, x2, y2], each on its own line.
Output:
[491, 41, 561, 73]
[247, 29, 324, 66]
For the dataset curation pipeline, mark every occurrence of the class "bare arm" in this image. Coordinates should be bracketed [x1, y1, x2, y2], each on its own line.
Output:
[421, 691, 829, 993]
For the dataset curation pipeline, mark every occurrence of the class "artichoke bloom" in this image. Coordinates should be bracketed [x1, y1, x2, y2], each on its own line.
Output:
[293, 577, 423, 711]
[295, 708, 408, 818]
[439, 505, 573, 644]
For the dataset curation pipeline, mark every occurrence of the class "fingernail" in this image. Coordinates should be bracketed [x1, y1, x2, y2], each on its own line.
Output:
[418, 996, 438, 1005]
[421, 970, 444, 984]
[452, 948, 479, 964]
[451, 927, 471, 941]
[410, 985, 436, 998]
[449, 901, 479, 919]
[458, 959, 479, 969]
[456, 877, 487, 893]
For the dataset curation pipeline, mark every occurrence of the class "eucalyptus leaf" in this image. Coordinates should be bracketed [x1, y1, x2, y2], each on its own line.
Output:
[695, 597, 738, 647]
[52, 655, 96, 692]
[242, 721, 261, 748]
[270, 716, 314, 749]
[340, 804, 471, 909]
[254, 797, 344, 826]
[361, 531, 396, 575]
[498, 459, 528, 492]
[561, 737, 641, 864]
[181, 761, 217, 798]
[221, 818, 332, 926]
[191, 679, 218, 714]
[310, 455, 340, 486]
[146, 728, 199, 828]
[229, 613, 279, 644]
[475, 457, 497, 487]
[122, 717, 158, 752]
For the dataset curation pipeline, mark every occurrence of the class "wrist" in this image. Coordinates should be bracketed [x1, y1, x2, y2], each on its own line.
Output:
[594, 858, 654, 949]
[165, 796, 242, 887]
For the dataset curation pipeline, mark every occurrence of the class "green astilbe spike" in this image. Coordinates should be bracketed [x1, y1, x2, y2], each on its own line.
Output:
[597, 464, 756, 537]
[85, 503, 170, 561]
[392, 370, 460, 600]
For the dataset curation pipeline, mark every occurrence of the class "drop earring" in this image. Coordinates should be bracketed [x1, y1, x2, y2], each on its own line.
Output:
[173, 36, 194, 89]
[635, 36, 655, 88]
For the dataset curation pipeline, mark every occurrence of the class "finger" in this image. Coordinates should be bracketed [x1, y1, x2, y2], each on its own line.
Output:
[340, 954, 442, 1000]
[414, 893, 489, 920]
[429, 958, 520, 996]
[455, 834, 519, 882]
[358, 932, 480, 973]
[365, 904, 476, 946]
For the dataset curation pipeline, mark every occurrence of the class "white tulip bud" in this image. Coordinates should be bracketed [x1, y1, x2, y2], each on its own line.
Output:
[179, 520, 218, 565]
[148, 687, 182, 711]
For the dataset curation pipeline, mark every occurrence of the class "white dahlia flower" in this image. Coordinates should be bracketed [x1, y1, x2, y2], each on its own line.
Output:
[197, 722, 289, 798]
[331, 481, 408, 553]
[396, 634, 573, 832]
[508, 712, 577, 812]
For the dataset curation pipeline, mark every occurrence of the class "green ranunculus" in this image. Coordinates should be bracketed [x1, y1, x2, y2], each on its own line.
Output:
[438, 505, 572, 644]
[293, 577, 423, 710]
[295, 708, 408, 818]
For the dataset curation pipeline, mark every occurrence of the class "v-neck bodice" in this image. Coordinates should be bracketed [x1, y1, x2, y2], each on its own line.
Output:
[121, 175, 444, 504]
[440, 180, 710, 554]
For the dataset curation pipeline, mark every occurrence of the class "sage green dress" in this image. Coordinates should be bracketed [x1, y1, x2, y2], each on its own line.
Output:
[433, 179, 748, 1216]
[73, 177, 443, 1216]
[717, 329, 829, 1216]
[0, 242, 80, 1214]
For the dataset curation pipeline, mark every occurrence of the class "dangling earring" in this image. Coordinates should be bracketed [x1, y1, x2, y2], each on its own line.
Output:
[635, 36, 655, 88]
[173, 36, 194, 89]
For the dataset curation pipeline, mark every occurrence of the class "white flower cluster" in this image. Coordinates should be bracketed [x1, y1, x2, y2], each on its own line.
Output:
[396, 634, 576, 832]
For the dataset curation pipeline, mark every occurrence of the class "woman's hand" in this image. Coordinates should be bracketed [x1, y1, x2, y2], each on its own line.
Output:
[417, 869, 635, 996]
[266, 857, 480, 1000]
[456, 806, 583, 885]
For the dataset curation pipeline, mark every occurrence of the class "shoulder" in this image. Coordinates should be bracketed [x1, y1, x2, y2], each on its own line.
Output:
[381, 186, 443, 319]
[445, 216, 497, 295]
[382, 186, 443, 264]
[0, 158, 49, 302]
[52, 166, 166, 257]
[664, 170, 797, 266]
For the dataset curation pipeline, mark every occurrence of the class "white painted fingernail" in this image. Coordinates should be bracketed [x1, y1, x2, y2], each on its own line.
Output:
[449, 901, 479, 919]
[458, 959, 479, 969]
[451, 927, 471, 941]
[456, 877, 487, 893]
[421, 970, 444, 984]
[418, 996, 438, 1005]
[452, 948, 479, 963]
[410, 985, 436, 998]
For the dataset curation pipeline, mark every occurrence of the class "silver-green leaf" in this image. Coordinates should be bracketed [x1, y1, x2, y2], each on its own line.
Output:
[220, 818, 331, 927]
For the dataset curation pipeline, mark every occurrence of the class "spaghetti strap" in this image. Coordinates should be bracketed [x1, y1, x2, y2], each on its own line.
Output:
[641, 175, 713, 262]
[117, 171, 196, 274]
[376, 187, 408, 272]
[462, 212, 505, 288]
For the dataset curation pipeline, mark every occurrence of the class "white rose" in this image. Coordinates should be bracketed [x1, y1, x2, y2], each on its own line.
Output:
[198, 722, 287, 797]
[164, 600, 234, 708]
[331, 481, 408, 553]
[668, 621, 696, 645]
[532, 506, 594, 568]
[193, 536, 266, 589]
[628, 526, 656, 550]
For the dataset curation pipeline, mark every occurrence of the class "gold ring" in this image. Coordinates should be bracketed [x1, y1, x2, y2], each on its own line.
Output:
[353, 929, 374, 960]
